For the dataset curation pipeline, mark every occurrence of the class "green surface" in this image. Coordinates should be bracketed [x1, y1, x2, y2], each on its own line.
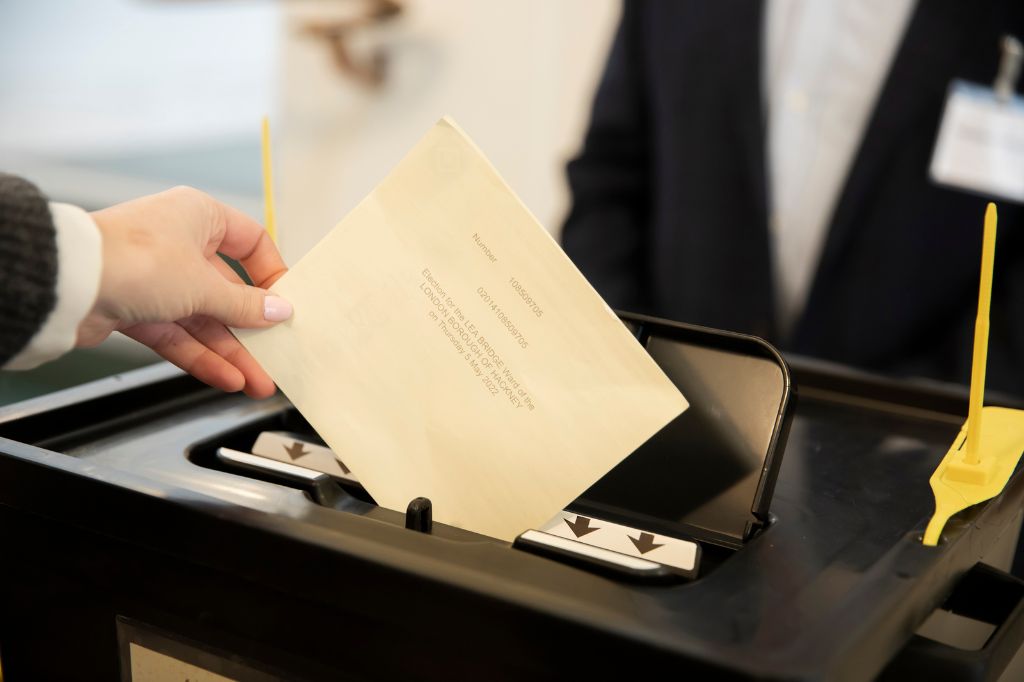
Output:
[0, 344, 158, 406]
[67, 138, 262, 198]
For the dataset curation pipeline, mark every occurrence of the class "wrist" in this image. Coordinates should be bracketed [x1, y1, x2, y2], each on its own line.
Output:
[6, 202, 103, 368]
[76, 209, 122, 346]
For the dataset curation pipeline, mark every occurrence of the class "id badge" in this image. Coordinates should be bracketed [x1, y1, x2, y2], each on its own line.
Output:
[930, 80, 1024, 203]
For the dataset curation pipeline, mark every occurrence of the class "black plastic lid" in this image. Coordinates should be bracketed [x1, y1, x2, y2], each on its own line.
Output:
[570, 312, 794, 549]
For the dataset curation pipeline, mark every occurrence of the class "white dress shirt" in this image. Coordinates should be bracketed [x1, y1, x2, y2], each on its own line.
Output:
[765, 0, 917, 337]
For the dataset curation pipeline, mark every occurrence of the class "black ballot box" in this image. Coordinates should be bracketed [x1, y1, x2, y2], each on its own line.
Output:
[1, 313, 1023, 681]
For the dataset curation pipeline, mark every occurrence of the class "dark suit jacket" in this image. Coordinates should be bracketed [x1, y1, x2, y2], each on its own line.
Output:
[561, 0, 1024, 394]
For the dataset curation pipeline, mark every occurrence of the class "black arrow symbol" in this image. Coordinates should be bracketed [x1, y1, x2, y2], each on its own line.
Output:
[629, 532, 663, 554]
[283, 441, 310, 460]
[563, 515, 599, 538]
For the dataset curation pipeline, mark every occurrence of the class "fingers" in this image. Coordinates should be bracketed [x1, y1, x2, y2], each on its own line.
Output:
[199, 202, 292, 328]
[214, 202, 288, 288]
[178, 315, 277, 399]
[122, 322, 246, 394]
[195, 272, 293, 329]
[164, 185, 287, 285]
[123, 318, 277, 398]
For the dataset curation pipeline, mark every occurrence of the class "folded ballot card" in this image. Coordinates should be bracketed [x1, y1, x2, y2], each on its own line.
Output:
[234, 117, 687, 542]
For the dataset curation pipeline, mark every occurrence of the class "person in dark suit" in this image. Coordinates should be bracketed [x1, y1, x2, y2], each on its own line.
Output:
[562, 0, 1024, 394]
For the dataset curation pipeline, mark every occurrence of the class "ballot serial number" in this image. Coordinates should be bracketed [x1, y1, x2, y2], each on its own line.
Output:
[477, 287, 529, 349]
[508, 277, 544, 317]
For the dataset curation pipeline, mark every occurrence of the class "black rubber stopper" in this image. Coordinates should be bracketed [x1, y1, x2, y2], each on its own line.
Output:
[405, 497, 433, 533]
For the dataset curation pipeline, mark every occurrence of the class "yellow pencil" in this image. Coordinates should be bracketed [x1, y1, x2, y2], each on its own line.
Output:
[261, 116, 278, 243]
[965, 203, 997, 464]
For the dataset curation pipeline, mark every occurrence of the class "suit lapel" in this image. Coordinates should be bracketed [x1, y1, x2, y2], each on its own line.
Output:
[797, 1, 975, 336]
[721, 0, 776, 338]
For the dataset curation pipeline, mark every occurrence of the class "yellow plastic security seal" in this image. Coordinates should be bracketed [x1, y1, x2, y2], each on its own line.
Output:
[261, 115, 278, 243]
[923, 203, 1024, 546]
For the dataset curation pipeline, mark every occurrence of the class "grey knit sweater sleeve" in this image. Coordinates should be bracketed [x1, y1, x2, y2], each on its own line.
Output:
[0, 174, 58, 365]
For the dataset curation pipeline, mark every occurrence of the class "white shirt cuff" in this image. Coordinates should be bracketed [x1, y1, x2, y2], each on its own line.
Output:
[3, 202, 103, 370]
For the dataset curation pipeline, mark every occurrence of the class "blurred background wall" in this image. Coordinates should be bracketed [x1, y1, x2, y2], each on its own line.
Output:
[0, 0, 618, 260]
[0, 0, 618, 400]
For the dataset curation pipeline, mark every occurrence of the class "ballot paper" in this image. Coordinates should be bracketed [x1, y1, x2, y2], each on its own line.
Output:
[234, 117, 687, 542]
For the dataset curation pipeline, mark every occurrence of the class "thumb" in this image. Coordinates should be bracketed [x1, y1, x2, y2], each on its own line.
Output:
[199, 277, 293, 328]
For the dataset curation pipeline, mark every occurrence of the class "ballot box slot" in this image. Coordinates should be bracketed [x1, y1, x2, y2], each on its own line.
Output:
[215, 447, 365, 511]
[187, 313, 793, 585]
[565, 498, 761, 552]
[512, 313, 793, 582]
[573, 313, 792, 549]
[515, 529, 681, 583]
[187, 412, 374, 506]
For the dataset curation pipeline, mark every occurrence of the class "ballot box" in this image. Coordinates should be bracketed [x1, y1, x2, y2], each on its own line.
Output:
[1, 313, 1023, 681]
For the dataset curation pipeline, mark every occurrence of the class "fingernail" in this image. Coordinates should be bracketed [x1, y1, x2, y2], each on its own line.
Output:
[264, 295, 293, 322]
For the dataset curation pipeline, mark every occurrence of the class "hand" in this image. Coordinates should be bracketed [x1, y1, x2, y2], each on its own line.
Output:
[78, 186, 291, 399]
